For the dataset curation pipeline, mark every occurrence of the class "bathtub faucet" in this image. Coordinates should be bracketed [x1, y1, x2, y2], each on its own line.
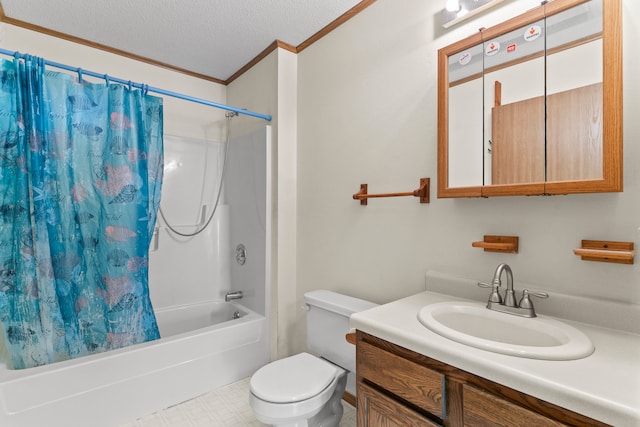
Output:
[225, 291, 243, 302]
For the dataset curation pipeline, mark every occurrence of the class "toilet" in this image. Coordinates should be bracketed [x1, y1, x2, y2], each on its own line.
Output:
[249, 290, 377, 427]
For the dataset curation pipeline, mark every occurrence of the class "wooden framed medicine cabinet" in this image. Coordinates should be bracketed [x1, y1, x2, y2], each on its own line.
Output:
[437, 0, 622, 198]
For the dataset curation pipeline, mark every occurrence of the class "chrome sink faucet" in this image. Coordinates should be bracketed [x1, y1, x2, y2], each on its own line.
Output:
[478, 263, 548, 318]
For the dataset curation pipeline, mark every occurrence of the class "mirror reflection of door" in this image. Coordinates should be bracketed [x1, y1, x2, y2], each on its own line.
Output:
[546, 0, 603, 182]
[486, 20, 546, 185]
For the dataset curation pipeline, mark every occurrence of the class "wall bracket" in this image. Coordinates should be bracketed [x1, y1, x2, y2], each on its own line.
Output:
[472, 235, 519, 254]
[574, 240, 635, 264]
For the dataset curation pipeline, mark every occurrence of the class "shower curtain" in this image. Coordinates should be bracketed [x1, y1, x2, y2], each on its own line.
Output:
[0, 56, 163, 369]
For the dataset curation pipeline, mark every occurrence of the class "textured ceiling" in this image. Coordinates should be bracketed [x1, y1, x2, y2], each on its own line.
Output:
[0, 0, 366, 82]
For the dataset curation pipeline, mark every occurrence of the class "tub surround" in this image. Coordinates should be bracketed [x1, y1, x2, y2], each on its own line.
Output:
[350, 273, 640, 426]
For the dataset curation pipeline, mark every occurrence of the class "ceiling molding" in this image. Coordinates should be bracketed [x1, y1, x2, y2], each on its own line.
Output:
[296, 0, 377, 53]
[0, 1, 377, 86]
[224, 39, 296, 85]
[225, 1, 377, 85]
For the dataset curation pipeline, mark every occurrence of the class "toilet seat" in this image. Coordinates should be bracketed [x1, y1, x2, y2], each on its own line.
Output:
[249, 355, 347, 426]
[250, 352, 338, 403]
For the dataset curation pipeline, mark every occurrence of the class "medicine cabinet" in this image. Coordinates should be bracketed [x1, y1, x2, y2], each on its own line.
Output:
[437, 0, 622, 198]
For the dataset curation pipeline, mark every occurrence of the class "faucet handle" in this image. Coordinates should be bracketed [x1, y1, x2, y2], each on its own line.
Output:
[478, 281, 502, 304]
[518, 289, 548, 309]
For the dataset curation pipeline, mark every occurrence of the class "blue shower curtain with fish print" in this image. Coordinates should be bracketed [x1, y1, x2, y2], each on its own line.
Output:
[0, 56, 163, 369]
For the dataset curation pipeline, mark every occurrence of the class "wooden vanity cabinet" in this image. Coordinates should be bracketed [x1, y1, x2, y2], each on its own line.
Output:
[356, 331, 610, 427]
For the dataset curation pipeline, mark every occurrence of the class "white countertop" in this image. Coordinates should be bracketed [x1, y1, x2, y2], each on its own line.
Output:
[350, 290, 640, 427]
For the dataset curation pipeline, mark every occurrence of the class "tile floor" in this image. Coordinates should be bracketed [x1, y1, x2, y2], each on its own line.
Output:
[120, 377, 357, 427]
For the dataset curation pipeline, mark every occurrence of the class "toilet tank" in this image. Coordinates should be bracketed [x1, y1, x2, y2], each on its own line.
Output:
[304, 290, 377, 374]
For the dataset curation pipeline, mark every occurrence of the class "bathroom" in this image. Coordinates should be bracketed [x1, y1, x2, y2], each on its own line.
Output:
[0, 0, 638, 425]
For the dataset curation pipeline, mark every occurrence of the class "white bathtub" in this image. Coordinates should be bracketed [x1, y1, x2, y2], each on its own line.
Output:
[0, 300, 269, 427]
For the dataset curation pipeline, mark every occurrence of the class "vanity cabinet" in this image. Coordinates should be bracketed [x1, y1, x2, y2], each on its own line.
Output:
[356, 331, 610, 427]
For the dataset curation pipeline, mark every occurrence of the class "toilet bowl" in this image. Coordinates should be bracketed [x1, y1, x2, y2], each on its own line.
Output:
[249, 353, 346, 427]
[248, 290, 377, 427]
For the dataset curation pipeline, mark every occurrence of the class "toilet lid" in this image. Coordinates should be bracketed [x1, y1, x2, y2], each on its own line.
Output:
[250, 353, 338, 403]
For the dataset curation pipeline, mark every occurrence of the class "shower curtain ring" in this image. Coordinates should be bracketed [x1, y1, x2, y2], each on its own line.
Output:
[77, 68, 83, 83]
[38, 57, 45, 76]
[128, 80, 133, 91]
[104, 74, 110, 87]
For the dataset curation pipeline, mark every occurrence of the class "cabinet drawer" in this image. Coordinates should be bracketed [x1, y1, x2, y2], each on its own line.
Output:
[357, 340, 444, 418]
[463, 385, 568, 427]
[358, 382, 442, 427]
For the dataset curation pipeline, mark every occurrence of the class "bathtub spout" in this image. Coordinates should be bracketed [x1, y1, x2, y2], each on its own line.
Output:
[225, 291, 243, 302]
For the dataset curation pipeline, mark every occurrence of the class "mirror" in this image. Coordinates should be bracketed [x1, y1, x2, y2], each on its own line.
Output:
[437, 0, 622, 198]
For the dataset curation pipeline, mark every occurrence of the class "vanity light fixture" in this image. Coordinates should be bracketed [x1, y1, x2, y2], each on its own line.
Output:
[442, 0, 507, 29]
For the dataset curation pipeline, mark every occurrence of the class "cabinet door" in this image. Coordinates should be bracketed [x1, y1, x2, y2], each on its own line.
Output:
[463, 385, 569, 427]
[358, 382, 441, 427]
[357, 340, 444, 417]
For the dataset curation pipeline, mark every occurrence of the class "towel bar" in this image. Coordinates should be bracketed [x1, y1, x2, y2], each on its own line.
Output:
[353, 178, 430, 205]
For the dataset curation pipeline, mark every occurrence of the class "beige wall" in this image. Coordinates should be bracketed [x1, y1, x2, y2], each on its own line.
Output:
[294, 0, 640, 355]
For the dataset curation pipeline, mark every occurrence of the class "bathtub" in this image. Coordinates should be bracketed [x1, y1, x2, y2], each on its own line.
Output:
[0, 300, 269, 427]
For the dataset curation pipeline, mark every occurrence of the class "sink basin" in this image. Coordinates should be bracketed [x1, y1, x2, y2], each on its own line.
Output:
[417, 301, 594, 360]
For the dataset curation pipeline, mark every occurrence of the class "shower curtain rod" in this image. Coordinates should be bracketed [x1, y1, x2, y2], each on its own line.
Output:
[0, 47, 272, 122]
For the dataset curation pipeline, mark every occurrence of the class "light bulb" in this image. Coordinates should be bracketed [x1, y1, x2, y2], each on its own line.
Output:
[446, 0, 461, 12]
